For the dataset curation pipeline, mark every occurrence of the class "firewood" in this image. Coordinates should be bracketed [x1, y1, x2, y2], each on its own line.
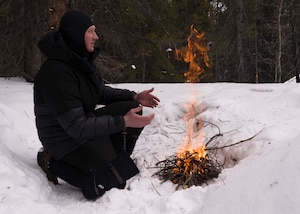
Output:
[153, 152, 222, 189]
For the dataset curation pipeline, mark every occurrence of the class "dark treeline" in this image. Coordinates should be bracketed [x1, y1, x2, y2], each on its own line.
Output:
[1, 0, 300, 83]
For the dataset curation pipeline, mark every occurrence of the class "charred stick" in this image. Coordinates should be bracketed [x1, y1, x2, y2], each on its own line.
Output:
[206, 131, 261, 151]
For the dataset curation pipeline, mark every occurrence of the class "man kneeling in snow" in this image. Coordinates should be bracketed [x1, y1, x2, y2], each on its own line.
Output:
[34, 10, 160, 199]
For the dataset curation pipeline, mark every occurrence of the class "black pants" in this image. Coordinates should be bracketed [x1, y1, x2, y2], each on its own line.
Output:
[49, 101, 143, 199]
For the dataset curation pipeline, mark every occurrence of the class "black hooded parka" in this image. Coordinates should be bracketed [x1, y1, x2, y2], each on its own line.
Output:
[34, 31, 135, 160]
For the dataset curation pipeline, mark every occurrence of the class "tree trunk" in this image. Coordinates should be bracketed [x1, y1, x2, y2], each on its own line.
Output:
[141, 55, 147, 82]
[290, 0, 300, 83]
[47, 0, 67, 31]
[254, 0, 259, 83]
[236, 0, 245, 82]
[0, 1, 24, 77]
[276, 0, 283, 83]
[23, 0, 43, 82]
[23, 0, 67, 82]
[214, 0, 221, 81]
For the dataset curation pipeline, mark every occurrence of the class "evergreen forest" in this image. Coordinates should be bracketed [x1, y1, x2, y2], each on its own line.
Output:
[1, 0, 300, 83]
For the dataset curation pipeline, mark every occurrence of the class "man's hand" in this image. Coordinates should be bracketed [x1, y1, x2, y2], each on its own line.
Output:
[134, 88, 160, 108]
[124, 106, 155, 128]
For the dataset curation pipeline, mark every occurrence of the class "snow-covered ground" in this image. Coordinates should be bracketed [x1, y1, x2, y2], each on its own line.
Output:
[0, 77, 299, 214]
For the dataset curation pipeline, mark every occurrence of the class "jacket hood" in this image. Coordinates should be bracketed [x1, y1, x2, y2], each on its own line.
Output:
[38, 31, 99, 66]
[59, 10, 94, 56]
[38, 31, 72, 61]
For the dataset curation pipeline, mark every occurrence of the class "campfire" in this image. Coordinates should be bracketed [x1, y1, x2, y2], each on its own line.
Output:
[154, 25, 222, 189]
[154, 149, 222, 189]
[154, 98, 222, 189]
[153, 25, 261, 188]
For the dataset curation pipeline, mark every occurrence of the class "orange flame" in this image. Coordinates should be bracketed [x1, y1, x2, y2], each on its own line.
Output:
[175, 25, 210, 172]
[176, 24, 211, 83]
[177, 94, 206, 161]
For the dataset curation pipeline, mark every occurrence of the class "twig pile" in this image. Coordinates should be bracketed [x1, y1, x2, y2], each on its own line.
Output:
[153, 120, 261, 190]
[154, 150, 222, 189]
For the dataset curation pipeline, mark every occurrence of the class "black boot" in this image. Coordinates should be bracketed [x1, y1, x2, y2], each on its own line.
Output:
[37, 148, 58, 185]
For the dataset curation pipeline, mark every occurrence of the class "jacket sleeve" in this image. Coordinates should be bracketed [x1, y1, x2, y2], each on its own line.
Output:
[57, 106, 125, 141]
[96, 75, 136, 104]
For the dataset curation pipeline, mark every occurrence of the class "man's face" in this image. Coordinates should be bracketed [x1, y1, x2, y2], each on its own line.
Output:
[84, 25, 99, 52]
